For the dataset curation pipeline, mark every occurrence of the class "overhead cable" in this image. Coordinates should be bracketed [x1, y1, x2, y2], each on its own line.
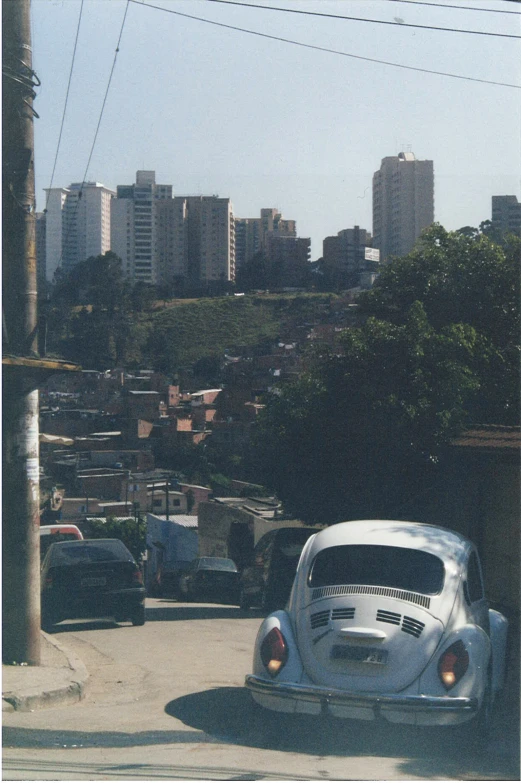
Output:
[46, 0, 84, 209]
[79, 0, 129, 187]
[387, 0, 521, 13]
[205, 0, 521, 39]
[54, 0, 130, 276]
[129, 1, 521, 89]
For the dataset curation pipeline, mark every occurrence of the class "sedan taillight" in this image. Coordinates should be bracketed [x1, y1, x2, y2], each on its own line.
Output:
[132, 569, 143, 585]
[438, 640, 469, 690]
[260, 627, 288, 677]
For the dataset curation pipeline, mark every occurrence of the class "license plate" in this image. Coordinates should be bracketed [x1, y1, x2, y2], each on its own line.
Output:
[331, 645, 388, 664]
[81, 576, 106, 587]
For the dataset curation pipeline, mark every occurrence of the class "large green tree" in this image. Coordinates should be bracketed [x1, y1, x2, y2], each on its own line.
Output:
[255, 304, 485, 523]
[255, 227, 519, 523]
[358, 225, 520, 424]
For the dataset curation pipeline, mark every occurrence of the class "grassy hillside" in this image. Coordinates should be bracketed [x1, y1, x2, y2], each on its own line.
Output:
[146, 293, 335, 373]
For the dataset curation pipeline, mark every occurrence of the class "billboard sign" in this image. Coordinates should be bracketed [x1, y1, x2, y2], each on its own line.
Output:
[365, 248, 380, 262]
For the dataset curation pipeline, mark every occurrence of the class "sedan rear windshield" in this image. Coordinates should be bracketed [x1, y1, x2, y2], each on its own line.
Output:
[308, 545, 445, 595]
[49, 540, 133, 566]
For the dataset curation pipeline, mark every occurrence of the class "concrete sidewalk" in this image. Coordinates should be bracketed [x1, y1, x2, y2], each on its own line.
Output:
[2, 631, 89, 713]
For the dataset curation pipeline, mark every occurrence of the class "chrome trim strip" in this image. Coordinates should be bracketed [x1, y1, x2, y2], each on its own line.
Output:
[245, 675, 478, 713]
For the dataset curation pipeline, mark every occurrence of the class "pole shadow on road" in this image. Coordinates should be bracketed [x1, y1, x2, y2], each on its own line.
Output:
[165, 686, 519, 781]
[146, 604, 261, 622]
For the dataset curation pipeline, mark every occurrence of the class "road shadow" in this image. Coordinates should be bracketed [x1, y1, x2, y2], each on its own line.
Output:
[165, 686, 519, 780]
[43, 619, 122, 634]
[146, 604, 263, 622]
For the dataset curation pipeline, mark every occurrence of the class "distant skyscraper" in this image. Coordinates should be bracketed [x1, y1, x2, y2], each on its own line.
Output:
[111, 171, 172, 284]
[44, 182, 115, 281]
[111, 173, 235, 287]
[183, 196, 235, 286]
[372, 152, 434, 262]
[322, 225, 375, 288]
[235, 208, 297, 269]
[492, 195, 521, 237]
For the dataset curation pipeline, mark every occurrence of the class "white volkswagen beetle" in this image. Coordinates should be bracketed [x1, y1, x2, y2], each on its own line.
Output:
[245, 520, 508, 731]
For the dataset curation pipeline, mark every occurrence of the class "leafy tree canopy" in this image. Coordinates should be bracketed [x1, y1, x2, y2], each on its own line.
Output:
[85, 515, 146, 562]
[255, 303, 486, 523]
[255, 227, 520, 523]
[358, 225, 519, 350]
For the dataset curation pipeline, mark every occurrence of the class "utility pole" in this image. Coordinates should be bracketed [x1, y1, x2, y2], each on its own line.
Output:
[2, 0, 41, 665]
[2, 0, 80, 665]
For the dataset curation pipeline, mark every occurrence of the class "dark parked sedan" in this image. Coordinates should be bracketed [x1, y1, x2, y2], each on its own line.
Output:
[178, 557, 239, 603]
[41, 539, 146, 630]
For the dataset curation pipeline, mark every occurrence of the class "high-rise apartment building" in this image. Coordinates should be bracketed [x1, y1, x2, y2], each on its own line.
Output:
[184, 196, 235, 286]
[372, 152, 434, 261]
[265, 235, 311, 288]
[323, 225, 375, 288]
[111, 171, 172, 284]
[235, 208, 297, 270]
[43, 181, 114, 281]
[235, 218, 262, 271]
[111, 173, 235, 287]
[492, 195, 521, 237]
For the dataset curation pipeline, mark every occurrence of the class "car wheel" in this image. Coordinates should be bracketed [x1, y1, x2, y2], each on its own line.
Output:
[130, 605, 146, 626]
[239, 589, 251, 610]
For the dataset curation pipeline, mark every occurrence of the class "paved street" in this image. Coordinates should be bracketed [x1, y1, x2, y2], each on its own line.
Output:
[2, 598, 519, 781]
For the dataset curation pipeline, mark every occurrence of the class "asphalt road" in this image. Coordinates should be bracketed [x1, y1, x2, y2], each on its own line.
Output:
[2, 598, 519, 781]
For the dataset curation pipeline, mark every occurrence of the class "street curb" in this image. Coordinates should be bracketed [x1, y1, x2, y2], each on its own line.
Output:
[2, 632, 89, 712]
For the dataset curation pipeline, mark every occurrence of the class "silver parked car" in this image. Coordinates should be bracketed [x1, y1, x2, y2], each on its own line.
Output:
[246, 520, 508, 732]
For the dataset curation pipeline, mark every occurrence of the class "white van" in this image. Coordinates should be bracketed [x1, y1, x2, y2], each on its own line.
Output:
[39, 524, 83, 561]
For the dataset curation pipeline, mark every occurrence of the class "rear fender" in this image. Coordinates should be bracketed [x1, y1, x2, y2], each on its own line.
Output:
[252, 610, 304, 683]
[418, 625, 491, 705]
[489, 608, 508, 693]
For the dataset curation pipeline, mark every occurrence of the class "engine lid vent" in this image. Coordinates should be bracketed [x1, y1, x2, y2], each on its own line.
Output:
[311, 584, 430, 609]
[376, 609, 401, 626]
[402, 615, 425, 638]
[331, 607, 355, 621]
[310, 610, 330, 629]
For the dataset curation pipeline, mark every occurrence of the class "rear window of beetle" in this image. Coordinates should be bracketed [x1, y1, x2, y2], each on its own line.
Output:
[308, 544, 445, 595]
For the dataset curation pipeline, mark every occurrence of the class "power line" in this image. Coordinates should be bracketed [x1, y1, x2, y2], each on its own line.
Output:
[54, 1, 130, 277]
[386, 0, 521, 14]
[129, 1, 521, 89]
[46, 0, 84, 209]
[80, 0, 129, 187]
[205, 0, 521, 38]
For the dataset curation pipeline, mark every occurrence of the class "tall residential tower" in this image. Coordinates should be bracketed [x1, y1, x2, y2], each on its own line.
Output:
[372, 152, 434, 262]
[43, 181, 115, 281]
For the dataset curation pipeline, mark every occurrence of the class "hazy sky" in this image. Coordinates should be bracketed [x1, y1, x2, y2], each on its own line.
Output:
[31, 0, 520, 259]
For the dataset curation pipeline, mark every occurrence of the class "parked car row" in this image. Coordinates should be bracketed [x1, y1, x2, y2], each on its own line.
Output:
[155, 527, 322, 609]
[39, 518, 510, 738]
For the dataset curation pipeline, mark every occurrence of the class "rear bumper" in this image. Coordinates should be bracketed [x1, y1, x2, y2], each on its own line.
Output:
[245, 674, 478, 715]
[43, 588, 145, 619]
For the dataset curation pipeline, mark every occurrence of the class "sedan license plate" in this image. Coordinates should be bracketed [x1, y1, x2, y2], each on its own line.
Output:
[81, 576, 106, 587]
[331, 645, 388, 665]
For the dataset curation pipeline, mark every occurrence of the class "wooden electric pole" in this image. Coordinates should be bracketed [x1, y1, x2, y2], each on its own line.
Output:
[2, 0, 42, 665]
[2, 0, 81, 665]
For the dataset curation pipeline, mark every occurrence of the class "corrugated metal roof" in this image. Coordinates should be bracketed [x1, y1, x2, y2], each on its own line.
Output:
[147, 514, 198, 528]
[451, 425, 521, 450]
